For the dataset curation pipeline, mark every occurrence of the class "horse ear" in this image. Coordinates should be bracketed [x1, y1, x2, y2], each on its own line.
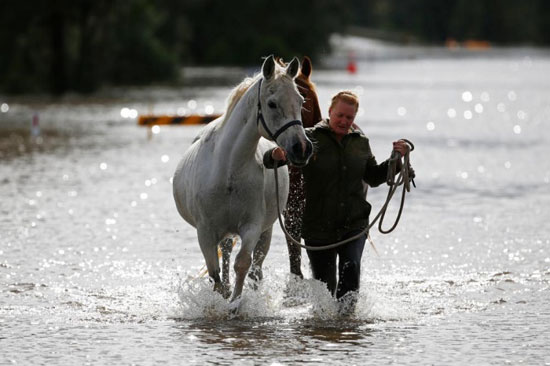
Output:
[287, 57, 300, 79]
[301, 56, 312, 79]
[262, 55, 275, 80]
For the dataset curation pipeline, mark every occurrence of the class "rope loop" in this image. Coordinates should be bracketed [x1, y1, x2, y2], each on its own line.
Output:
[274, 139, 415, 251]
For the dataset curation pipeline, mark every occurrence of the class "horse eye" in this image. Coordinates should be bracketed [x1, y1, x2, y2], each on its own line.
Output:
[268, 101, 277, 109]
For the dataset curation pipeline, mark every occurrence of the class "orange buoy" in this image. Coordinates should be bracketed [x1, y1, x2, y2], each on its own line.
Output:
[347, 51, 357, 74]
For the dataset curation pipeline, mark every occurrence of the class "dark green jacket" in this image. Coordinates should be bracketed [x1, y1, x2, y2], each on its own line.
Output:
[265, 120, 393, 242]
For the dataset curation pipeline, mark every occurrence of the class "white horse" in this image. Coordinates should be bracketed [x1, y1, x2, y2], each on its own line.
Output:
[173, 56, 313, 302]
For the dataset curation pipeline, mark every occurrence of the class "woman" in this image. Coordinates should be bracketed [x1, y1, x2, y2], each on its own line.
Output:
[265, 91, 409, 312]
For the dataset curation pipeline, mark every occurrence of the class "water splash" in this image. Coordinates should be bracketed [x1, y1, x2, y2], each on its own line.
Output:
[173, 270, 397, 323]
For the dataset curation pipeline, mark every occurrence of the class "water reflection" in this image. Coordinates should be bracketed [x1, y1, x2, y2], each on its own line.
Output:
[0, 127, 80, 160]
[295, 319, 373, 344]
[175, 318, 374, 354]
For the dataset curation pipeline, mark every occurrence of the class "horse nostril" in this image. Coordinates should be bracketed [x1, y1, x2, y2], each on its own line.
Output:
[291, 142, 303, 157]
[286, 140, 313, 167]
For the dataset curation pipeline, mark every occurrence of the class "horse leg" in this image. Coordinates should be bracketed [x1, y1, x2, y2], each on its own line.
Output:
[284, 219, 303, 278]
[230, 229, 261, 302]
[220, 236, 234, 299]
[197, 227, 225, 296]
[248, 227, 272, 285]
[284, 171, 305, 278]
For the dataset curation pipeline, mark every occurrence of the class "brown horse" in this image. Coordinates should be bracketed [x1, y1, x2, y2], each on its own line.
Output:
[284, 56, 322, 278]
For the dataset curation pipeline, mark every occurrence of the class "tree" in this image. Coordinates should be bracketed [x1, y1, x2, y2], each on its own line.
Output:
[0, 0, 179, 94]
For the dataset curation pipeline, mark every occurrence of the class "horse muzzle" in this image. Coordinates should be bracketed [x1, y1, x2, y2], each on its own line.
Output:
[286, 139, 313, 167]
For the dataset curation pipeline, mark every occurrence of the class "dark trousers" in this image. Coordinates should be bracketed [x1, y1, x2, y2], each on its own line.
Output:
[305, 230, 366, 300]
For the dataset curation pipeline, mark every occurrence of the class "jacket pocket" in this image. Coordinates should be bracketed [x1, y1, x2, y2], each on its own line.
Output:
[303, 199, 326, 231]
[349, 199, 371, 223]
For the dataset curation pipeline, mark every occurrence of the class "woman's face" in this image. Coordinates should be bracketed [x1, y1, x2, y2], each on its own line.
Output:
[328, 100, 357, 138]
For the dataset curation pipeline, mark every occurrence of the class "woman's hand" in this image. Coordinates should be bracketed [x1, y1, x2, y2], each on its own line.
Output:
[271, 147, 287, 162]
[392, 140, 410, 157]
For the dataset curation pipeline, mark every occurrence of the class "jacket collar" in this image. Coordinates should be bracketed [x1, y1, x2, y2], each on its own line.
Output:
[314, 119, 363, 137]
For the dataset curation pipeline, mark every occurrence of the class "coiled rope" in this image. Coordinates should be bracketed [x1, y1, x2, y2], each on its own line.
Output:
[274, 139, 415, 251]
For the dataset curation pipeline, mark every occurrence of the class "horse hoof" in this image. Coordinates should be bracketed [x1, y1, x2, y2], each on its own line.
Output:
[247, 267, 263, 284]
[214, 282, 231, 299]
[228, 296, 242, 315]
[222, 288, 232, 299]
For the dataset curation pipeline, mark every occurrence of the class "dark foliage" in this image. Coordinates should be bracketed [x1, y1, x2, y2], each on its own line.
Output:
[1, 0, 549, 94]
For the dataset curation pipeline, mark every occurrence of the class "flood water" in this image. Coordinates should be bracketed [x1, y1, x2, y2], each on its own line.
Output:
[1, 39, 550, 365]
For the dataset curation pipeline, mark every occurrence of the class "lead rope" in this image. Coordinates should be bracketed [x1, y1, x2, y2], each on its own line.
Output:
[273, 139, 415, 251]
[379, 139, 416, 233]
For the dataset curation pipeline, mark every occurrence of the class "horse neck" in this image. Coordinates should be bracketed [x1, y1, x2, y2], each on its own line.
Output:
[216, 81, 262, 174]
[297, 78, 322, 128]
[308, 96, 322, 127]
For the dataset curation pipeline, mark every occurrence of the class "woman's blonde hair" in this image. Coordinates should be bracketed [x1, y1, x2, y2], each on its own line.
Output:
[329, 90, 359, 111]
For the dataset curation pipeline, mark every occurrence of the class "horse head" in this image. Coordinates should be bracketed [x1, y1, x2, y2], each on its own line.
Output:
[257, 55, 313, 167]
[295, 56, 322, 129]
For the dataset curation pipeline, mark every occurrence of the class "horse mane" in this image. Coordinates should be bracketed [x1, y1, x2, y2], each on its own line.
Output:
[220, 61, 291, 126]
[296, 73, 317, 94]
[222, 75, 260, 124]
